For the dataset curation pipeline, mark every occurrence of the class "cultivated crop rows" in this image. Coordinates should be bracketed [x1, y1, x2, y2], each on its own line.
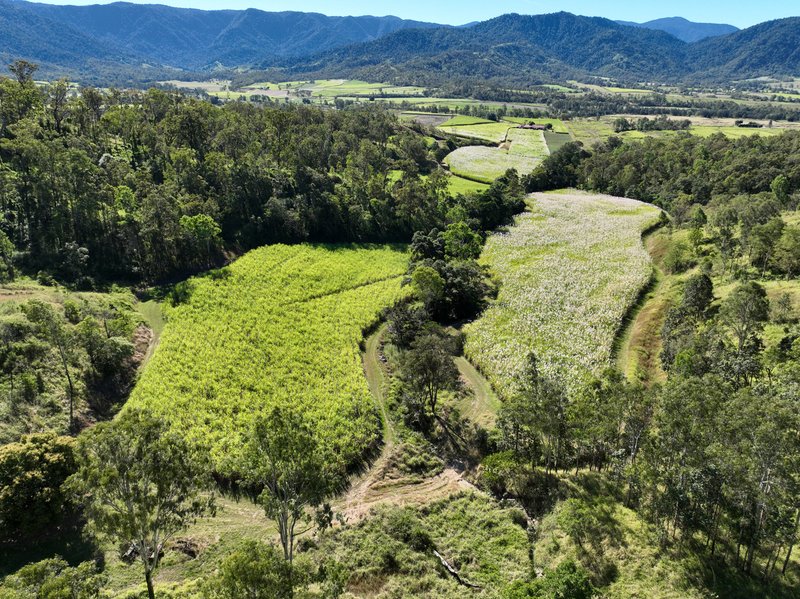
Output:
[465, 192, 662, 397]
[129, 244, 410, 475]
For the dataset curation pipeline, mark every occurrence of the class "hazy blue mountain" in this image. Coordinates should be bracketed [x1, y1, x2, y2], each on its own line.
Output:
[617, 16, 738, 42]
[0, 0, 140, 76]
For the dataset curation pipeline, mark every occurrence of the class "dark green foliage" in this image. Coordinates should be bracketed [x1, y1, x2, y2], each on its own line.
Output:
[0, 557, 105, 598]
[524, 142, 591, 192]
[580, 134, 800, 211]
[386, 303, 429, 349]
[681, 274, 714, 317]
[0, 294, 140, 443]
[774, 226, 800, 276]
[443, 221, 482, 260]
[0, 82, 449, 284]
[719, 282, 770, 352]
[0, 433, 75, 544]
[503, 560, 596, 599]
[400, 333, 460, 428]
[203, 540, 294, 599]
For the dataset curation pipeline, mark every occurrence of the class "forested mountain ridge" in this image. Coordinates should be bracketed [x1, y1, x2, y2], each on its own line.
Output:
[287, 12, 800, 85]
[689, 17, 800, 81]
[1, 3, 799, 84]
[617, 16, 738, 43]
[2, 0, 443, 75]
[0, 0, 141, 77]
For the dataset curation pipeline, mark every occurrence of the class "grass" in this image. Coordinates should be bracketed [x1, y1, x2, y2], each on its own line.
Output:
[299, 79, 426, 98]
[507, 128, 550, 158]
[565, 118, 618, 146]
[444, 146, 542, 183]
[129, 244, 411, 477]
[446, 175, 490, 195]
[453, 357, 501, 429]
[615, 229, 681, 385]
[97, 494, 277, 597]
[438, 115, 493, 127]
[390, 170, 490, 195]
[465, 191, 662, 397]
[315, 492, 529, 597]
[544, 131, 573, 153]
[689, 126, 785, 138]
[438, 121, 513, 143]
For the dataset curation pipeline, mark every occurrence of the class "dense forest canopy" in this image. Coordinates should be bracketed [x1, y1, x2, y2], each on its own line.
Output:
[0, 65, 519, 286]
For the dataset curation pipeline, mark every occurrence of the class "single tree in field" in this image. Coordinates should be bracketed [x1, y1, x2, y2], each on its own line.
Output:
[719, 282, 770, 353]
[242, 407, 332, 565]
[68, 409, 215, 599]
[8, 59, 38, 85]
[400, 333, 460, 425]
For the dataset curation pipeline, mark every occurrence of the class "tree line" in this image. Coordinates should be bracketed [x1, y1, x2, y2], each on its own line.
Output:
[0, 61, 518, 287]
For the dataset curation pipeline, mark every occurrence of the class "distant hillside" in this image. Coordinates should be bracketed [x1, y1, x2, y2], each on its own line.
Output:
[689, 17, 800, 80]
[4, 0, 444, 72]
[0, 0, 138, 77]
[283, 13, 689, 85]
[617, 16, 738, 42]
[285, 12, 800, 86]
[0, 3, 798, 85]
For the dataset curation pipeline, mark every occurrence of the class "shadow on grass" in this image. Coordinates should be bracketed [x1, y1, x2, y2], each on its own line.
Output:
[0, 524, 100, 577]
[688, 554, 800, 599]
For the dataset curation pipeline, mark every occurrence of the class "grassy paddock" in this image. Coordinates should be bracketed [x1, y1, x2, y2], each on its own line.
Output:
[465, 191, 662, 397]
[444, 146, 542, 183]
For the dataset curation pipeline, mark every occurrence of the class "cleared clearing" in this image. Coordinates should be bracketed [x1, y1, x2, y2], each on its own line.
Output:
[465, 191, 663, 397]
[445, 146, 542, 183]
[438, 121, 513, 143]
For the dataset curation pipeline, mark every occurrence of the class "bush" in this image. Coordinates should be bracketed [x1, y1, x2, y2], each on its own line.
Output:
[0, 433, 76, 544]
[662, 241, 692, 274]
[203, 540, 294, 599]
[0, 558, 105, 598]
[502, 560, 596, 598]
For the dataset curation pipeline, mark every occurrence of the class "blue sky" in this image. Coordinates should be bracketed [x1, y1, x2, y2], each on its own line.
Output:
[30, 1, 799, 29]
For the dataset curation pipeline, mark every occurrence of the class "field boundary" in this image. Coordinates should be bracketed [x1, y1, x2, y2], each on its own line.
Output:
[611, 215, 669, 382]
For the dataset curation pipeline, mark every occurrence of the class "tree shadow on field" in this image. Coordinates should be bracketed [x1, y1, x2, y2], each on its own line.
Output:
[0, 523, 100, 576]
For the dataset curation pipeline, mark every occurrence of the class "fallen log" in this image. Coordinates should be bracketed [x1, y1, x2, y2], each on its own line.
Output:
[433, 549, 483, 589]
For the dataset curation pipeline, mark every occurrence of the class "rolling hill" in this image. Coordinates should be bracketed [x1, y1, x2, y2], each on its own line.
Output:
[617, 16, 738, 43]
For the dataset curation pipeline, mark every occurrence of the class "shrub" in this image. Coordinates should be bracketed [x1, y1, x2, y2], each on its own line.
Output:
[0, 433, 76, 544]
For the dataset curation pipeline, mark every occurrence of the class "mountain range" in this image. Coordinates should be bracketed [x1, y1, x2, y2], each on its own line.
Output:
[0, 1, 797, 86]
[283, 12, 800, 86]
[617, 17, 738, 43]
